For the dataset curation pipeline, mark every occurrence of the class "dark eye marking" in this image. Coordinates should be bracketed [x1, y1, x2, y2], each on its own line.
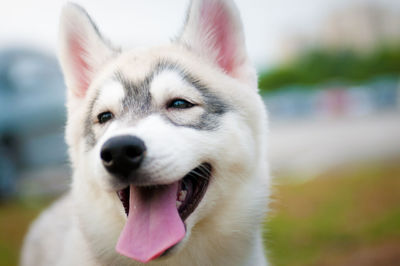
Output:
[167, 99, 195, 110]
[97, 111, 114, 124]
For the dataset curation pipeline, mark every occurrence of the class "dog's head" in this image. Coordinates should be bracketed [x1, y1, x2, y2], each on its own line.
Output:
[59, 0, 268, 263]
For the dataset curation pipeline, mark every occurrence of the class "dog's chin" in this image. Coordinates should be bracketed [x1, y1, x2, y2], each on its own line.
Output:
[114, 163, 212, 259]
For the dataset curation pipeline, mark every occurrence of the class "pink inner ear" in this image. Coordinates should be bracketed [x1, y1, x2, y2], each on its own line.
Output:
[200, 0, 236, 74]
[68, 34, 91, 97]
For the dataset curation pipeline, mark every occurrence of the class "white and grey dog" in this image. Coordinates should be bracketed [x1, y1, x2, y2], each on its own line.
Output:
[21, 0, 270, 265]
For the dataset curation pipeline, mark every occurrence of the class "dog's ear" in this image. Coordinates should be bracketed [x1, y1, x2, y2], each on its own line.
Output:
[178, 0, 256, 84]
[58, 3, 115, 99]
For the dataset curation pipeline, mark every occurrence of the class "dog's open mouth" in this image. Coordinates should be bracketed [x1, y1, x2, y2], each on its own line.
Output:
[116, 163, 211, 221]
[115, 163, 212, 263]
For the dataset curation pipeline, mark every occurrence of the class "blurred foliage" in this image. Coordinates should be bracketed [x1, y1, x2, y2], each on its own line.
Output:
[259, 44, 400, 92]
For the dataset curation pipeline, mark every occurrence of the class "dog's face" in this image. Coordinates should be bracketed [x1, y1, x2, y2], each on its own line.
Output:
[59, 0, 268, 264]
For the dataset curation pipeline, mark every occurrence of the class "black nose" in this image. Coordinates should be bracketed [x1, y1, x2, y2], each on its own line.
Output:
[100, 135, 146, 178]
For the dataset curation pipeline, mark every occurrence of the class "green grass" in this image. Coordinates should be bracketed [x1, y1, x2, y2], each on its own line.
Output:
[0, 198, 52, 266]
[265, 158, 400, 266]
[1, 158, 400, 266]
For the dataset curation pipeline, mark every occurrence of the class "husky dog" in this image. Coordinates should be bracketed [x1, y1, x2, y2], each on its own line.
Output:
[21, 0, 270, 265]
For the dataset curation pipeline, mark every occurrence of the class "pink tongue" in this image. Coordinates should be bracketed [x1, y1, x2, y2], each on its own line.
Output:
[116, 183, 185, 263]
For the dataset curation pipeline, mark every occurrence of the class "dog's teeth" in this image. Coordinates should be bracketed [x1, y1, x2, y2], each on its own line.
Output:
[179, 190, 187, 201]
[176, 201, 182, 209]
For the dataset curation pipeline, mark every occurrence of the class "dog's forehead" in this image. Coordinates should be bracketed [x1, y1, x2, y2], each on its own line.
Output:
[113, 48, 185, 81]
[115, 60, 197, 94]
[109, 47, 214, 91]
[114, 53, 155, 82]
[106, 51, 212, 104]
[98, 80, 125, 103]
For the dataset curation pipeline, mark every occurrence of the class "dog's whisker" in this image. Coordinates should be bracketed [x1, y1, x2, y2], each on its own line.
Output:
[189, 168, 211, 181]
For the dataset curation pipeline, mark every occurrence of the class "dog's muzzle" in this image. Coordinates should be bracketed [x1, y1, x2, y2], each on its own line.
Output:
[100, 135, 146, 179]
[99, 134, 213, 263]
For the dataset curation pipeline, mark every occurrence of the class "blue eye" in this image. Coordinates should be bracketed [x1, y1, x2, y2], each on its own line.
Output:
[168, 99, 195, 109]
[97, 111, 114, 124]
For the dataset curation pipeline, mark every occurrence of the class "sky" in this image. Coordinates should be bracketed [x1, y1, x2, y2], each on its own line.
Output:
[1, 0, 400, 68]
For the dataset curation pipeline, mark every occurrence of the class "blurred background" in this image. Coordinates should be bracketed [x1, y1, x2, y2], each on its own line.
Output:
[1, 0, 400, 265]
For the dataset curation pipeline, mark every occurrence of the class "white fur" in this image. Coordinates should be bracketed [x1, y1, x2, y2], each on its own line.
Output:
[21, 1, 270, 265]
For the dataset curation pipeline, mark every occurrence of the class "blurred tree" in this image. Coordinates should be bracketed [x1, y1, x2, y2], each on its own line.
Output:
[259, 44, 400, 92]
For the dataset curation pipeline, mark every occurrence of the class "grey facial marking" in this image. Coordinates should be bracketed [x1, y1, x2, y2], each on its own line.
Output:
[83, 60, 231, 149]
[116, 60, 230, 131]
[116, 72, 153, 119]
[158, 61, 230, 131]
[84, 89, 101, 147]
[191, 81, 229, 130]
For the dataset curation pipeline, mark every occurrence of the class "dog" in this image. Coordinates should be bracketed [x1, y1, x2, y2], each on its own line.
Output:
[21, 0, 270, 265]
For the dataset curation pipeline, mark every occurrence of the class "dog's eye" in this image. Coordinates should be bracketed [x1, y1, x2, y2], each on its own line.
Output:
[168, 99, 195, 109]
[97, 111, 114, 124]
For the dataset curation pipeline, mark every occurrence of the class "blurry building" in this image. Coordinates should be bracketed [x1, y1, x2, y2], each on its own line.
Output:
[0, 48, 67, 198]
[321, 4, 400, 51]
[279, 3, 400, 61]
